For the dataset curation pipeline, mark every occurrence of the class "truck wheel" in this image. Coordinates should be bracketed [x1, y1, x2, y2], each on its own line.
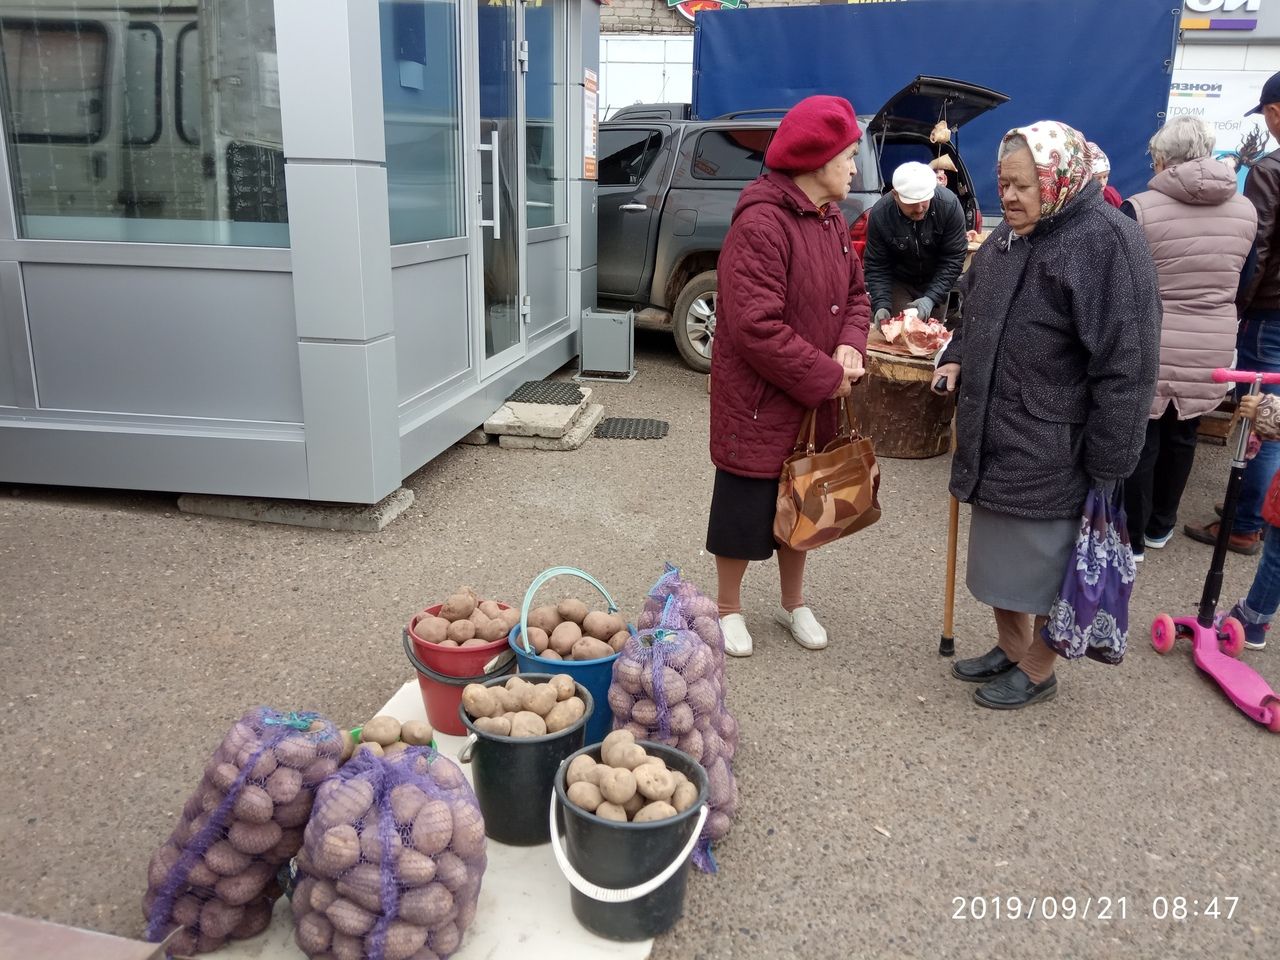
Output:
[672, 270, 717, 374]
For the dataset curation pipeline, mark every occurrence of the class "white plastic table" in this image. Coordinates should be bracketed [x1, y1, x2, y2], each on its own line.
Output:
[213, 680, 651, 960]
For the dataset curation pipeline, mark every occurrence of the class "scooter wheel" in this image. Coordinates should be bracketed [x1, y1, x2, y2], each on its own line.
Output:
[1151, 614, 1176, 655]
[1219, 617, 1246, 658]
[1266, 697, 1280, 734]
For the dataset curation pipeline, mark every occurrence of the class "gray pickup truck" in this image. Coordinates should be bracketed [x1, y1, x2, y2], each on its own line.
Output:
[595, 77, 1008, 372]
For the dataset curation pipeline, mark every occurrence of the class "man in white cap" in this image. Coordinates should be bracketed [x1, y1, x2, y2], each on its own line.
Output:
[864, 160, 968, 330]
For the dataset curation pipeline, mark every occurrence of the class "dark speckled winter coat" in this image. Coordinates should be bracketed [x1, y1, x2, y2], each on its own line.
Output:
[939, 182, 1161, 520]
[710, 172, 871, 478]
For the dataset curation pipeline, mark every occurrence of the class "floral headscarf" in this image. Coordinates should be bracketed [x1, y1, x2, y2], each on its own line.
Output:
[1086, 141, 1110, 175]
[1000, 121, 1094, 219]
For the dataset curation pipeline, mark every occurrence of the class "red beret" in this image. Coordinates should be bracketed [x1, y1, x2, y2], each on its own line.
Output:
[765, 96, 861, 174]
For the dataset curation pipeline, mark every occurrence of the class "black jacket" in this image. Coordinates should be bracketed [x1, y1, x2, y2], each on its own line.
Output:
[939, 182, 1161, 520]
[863, 186, 968, 312]
[1238, 151, 1280, 314]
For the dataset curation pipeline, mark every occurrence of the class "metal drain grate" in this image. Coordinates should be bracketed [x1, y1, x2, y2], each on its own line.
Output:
[506, 380, 584, 405]
[594, 417, 670, 440]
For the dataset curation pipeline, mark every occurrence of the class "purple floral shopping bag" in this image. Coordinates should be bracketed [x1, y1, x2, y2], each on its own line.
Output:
[1042, 485, 1137, 664]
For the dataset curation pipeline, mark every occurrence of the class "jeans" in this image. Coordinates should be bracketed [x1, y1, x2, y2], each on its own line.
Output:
[1232, 313, 1280, 534]
[1243, 524, 1280, 622]
[1125, 407, 1201, 554]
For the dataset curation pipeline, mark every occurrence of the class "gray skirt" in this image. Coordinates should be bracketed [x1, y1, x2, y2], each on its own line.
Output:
[966, 505, 1079, 616]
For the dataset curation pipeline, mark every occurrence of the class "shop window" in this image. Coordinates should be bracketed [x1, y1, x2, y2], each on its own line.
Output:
[381, 0, 464, 245]
[691, 128, 773, 181]
[598, 129, 663, 187]
[0, 3, 288, 246]
[525, 0, 565, 229]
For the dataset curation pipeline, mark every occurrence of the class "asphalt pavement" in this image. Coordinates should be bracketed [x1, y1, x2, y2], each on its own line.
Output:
[1, 330, 1276, 960]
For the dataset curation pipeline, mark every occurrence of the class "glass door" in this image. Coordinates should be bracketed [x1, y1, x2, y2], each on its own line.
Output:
[476, 0, 523, 375]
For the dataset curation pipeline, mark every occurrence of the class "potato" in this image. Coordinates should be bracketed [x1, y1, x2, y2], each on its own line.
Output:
[540, 649, 563, 661]
[411, 799, 454, 856]
[233, 899, 274, 940]
[609, 629, 631, 652]
[548, 674, 576, 701]
[581, 610, 616, 641]
[354, 741, 384, 759]
[630, 698, 658, 728]
[313, 823, 362, 877]
[399, 882, 454, 926]
[544, 696, 586, 733]
[200, 898, 244, 940]
[478, 600, 503, 619]
[438, 640, 460, 648]
[549, 621, 582, 656]
[601, 730, 648, 770]
[383, 920, 429, 960]
[493, 685, 524, 713]
[677, 727, 705, 762]
[566, 754, 599, 786]
[397, 849, 438, 887]
[613, 657, 644, 694]
[266, 765, 303, 805]
[337, 730, 357, 763]
[186, 859, 218, 887]
[204, 839, 251, 876]
[522, 683, 558, 717]
[333, 863, 382, 912]
[641, 666, 688, 704]
[634, 763, 675, 802]
[672, 780, 699, 813]
[595, 801, 628, 822]
[434, 851, 469, 891]
[446, 619, 476, 643]
[461, 684, 501, 720]
[413, 615, 449, 644]
[276, 789, 315, 828]
[274, 735, 317, 770]
[476, 617, 510, 642]
[668, 702, 695, 736]
[215, 861, 273, 904]
[296, 911, 334, 955]
[571, 636, 614, 661]
[461, 637, 491, 648]
[510, 711, 547, 738]
[326, 897, 376, 937]
[429, 920, 462, 956]
[597, 767, 637, 805]
[265, 826, 304, 865]
[439, 591, 477, 622]
[474, 715, 511, 736]
[567, 780, 603, 812]
[557, 597, 589, 624]
[622, 791, 646, 817]
[331, 931, 365, 960]
[527, 605, 561, 634]
[228, 818, 283, 856]
[499, 607, 521, 632]
[524, 626, 550, 654]
[360, 715, 401, 747]
[450, 802, 486, 860]
[313, 779, 375, 829]
[209, 761, 240, 793]
[399, 720, 433, 746]
[468, 609, 490, 630]
[230, 783, 274, 824]
[147, 843, 180, 889]
[634, 801, 678, 823]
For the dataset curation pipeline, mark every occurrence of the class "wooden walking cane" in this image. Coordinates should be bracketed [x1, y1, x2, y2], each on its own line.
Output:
[939, 396, 959, 658]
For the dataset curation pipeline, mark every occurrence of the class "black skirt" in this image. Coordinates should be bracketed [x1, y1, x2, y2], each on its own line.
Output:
[706, 468, 780, 560]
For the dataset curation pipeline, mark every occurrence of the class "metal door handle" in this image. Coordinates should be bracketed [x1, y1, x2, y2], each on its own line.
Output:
[478, 130, 502, 239]
[619, 202, 647, 212]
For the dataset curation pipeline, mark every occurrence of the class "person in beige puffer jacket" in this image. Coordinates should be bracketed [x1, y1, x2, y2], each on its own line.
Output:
[1122, 117, 1258, 559]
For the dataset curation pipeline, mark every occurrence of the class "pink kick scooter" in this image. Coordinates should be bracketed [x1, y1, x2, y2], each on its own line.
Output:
[1151, 368, 1280, 732]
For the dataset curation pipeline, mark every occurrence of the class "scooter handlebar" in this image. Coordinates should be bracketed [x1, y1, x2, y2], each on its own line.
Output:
[1212, 368, 1280, 385]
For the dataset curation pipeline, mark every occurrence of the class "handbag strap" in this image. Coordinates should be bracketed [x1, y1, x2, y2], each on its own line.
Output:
[792, 409, 818, 454]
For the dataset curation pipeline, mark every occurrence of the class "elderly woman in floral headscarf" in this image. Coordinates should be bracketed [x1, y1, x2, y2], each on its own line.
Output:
[931, 121, 1160, 710]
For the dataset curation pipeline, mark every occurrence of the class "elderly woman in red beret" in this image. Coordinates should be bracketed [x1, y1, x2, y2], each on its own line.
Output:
[706, 95, 871, 657]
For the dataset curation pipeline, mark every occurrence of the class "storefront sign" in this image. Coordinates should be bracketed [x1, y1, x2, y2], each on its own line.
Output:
[669, 0, 746, 24]
[1181, 0, 1280, 40]
[584, 69, 598, 180]
[1169, 68, 1275, 185]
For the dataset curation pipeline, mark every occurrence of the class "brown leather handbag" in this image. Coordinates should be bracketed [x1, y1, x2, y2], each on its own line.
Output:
[773, 398, 881, 551]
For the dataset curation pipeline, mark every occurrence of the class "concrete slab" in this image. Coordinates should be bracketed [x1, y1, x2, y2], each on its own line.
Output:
[484, 389, 593, 439]
[213, 681, 652, 960]
[498, 403, 605, 451]
[176, 486, 415, 531]
[459, 429, 492, 446]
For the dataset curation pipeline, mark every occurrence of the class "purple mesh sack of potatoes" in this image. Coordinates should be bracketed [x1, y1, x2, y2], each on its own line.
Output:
[291, 747, 486, 960]
[610, 588, 738, 871]
[143, 709, 344, 956]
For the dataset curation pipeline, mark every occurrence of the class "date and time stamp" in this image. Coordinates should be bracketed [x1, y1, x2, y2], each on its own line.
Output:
[950, 895, 1243, 922]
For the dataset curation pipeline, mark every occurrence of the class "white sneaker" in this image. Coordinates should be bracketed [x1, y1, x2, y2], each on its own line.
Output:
[774, 606, 829, 650]
[721, 613, 754, 657]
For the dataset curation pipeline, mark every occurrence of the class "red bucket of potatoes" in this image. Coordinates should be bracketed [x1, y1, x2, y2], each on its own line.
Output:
[403, 587, 519, 736]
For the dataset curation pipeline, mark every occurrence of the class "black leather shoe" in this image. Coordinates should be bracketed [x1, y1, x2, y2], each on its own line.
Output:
[973, 669, 1058, 710]
[951, 646, 1016, 682]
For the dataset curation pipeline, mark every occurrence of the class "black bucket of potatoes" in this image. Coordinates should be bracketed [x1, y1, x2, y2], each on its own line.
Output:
[457, 672, 593, 846]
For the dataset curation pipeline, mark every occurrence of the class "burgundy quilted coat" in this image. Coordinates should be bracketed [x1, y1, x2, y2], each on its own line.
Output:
[710, 172, 871, 479]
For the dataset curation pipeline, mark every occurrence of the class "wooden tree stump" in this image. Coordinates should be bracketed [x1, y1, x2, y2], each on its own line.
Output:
[848, 348, 955, 459]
